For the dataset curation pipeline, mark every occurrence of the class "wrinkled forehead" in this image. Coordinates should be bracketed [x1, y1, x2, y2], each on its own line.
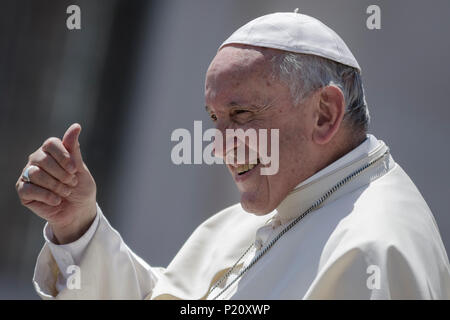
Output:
[206, 44, 277, 89]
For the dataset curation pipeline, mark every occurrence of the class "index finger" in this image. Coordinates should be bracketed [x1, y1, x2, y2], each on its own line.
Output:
[41, 137, 77, 174]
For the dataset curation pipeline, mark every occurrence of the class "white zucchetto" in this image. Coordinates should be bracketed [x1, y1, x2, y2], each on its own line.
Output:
[219, 12, 361, 71]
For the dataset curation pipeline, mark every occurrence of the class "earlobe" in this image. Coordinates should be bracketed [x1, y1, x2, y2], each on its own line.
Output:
[312, 86, 345, 145]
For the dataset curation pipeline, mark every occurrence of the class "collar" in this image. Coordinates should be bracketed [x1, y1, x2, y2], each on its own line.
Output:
[274, 134, 392, 225]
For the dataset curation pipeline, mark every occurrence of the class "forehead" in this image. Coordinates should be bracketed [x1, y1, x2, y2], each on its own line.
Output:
[205, 45, 277, 102]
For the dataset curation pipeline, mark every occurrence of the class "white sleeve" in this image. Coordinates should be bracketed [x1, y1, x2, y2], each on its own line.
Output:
[42, 204, 100, 293]
[33, 204, 160, 299]
[43, 204, 100, 292]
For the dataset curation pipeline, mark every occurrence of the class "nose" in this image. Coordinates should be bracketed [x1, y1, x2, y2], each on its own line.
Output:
[213, 122, 248, 165]
[213, 127, 237, 161]
[216, 134, 259, 167]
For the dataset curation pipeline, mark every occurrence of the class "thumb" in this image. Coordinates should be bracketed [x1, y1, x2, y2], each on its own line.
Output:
[62, 123, 84, 169]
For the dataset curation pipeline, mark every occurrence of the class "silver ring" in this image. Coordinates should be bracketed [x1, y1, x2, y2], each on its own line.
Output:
[22, 165, 37, 183]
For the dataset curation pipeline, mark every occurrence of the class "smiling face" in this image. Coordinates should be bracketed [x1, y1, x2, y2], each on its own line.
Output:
[205, 45, 326, 214]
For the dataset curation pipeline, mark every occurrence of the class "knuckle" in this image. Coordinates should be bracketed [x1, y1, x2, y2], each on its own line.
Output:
[48, 177, 59, 192]
[29, 149, 48, 166]
[40, 152, 52, 166]
[60, 155, 72, 167]
[20, 183, 32, 198]
[16, 182, 26, 197]
[62, 172, 74, 184]
[53, 182, 65, 195]
[28, 151, 36, 163]
[41, 153, 58, 170]
[16, 187, 24, 200]
[20, 196, 31, 206]
[42, 137, 59, 151]
[43, 191, 54, 203]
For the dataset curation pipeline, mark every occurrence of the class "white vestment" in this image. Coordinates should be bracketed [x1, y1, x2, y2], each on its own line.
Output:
[33, 135, 450, 299]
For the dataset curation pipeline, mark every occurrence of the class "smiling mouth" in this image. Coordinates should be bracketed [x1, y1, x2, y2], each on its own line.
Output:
[236, 159, 260, 175]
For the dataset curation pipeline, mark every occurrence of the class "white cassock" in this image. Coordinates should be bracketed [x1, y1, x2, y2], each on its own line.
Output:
[33, 135, 450, 299]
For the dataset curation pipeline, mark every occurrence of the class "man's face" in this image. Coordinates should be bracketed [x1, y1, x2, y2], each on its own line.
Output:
[205, 45, 318, 215]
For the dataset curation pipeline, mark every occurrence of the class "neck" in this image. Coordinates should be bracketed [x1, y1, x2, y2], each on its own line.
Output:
[311, 130, 367, 180]
[275, 135, 390, 224]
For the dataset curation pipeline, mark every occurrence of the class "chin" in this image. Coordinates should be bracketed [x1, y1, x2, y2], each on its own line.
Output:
[240, 191, 275, 215]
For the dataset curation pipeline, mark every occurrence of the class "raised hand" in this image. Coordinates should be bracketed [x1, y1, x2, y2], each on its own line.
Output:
[16, 123, 97, 244]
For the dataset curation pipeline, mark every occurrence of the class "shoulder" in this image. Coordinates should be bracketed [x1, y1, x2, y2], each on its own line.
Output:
[314, 163, 450, 297]
[319, 161, 446, 263]
[330, 162, 436, 244]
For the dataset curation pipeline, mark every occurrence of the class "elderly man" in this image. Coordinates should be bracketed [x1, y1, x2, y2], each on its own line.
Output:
[17, 12, 450, 299]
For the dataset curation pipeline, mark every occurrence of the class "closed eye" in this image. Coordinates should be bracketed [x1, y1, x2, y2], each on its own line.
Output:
[205, 105, 217, 122]
[232, 110, 249, 116]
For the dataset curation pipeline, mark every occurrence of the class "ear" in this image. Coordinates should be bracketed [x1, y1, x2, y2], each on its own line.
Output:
[312, 85, 346, 145]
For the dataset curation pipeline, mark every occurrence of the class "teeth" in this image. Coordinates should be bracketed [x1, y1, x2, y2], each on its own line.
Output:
[237, 163, 257, 174]
[237, 164, 248, 174]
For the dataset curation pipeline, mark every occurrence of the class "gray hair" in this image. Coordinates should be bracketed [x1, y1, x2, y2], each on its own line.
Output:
[271, 52, 370, 133]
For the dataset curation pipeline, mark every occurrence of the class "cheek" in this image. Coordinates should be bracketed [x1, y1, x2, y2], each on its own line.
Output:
[280, 123, 309, 151]
[278, 127, 309, 171]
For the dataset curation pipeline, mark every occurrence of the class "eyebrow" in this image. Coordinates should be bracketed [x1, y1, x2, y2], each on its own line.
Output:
[228, 101, 242, 107]
[205, 101, 263, 113]
[205, 102, 240, 113]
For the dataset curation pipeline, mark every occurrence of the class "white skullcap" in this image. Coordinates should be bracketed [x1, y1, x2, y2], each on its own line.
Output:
[219, 11, 361, 71]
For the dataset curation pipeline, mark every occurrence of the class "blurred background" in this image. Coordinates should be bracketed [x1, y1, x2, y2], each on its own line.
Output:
[0, 0, 449, 298]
